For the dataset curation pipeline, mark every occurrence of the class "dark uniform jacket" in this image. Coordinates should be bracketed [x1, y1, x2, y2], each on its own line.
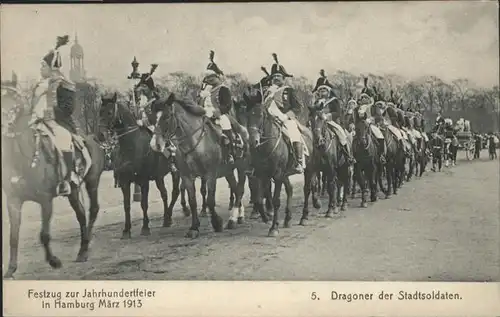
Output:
[268, 85, 302, 118]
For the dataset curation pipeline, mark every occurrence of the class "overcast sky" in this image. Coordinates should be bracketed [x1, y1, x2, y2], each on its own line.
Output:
[1, 2, 498, 89]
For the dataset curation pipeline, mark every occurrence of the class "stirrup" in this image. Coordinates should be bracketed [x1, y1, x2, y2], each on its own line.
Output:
[227, 155, 234, 164]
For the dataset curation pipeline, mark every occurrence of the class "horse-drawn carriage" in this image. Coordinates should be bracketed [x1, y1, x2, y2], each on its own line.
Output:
[454, 118, 475, 160]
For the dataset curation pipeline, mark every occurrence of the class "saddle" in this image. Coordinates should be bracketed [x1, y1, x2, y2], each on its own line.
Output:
[206, 116, 247, 159]
[34, 122, 92, 186]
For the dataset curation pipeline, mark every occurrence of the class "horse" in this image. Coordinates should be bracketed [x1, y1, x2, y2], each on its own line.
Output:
[151, 92, 250, 238]
[373, 102, 405, 197]
[2, 85, 105, 278]
[310, 107, 351, 216]
[352, 104, 383, 207]
[242, 85, 315, 235]
[98, 92, 181, 238]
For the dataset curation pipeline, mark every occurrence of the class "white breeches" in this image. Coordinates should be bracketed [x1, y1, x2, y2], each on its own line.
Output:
[327, 121, 348, 146]
[219, 114, 232, 130]
[370, 125, 385, 140]
[284, 119, 301, 143]
[45, 120, 73, 151]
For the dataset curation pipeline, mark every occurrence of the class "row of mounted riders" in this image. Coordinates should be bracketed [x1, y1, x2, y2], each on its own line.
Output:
[2, 40, 486, 279]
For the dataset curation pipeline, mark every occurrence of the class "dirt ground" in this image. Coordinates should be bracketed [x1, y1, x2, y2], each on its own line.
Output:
[2, 152, 499, 281]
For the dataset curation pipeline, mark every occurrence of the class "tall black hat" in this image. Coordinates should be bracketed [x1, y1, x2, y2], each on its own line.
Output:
[312, 69, 334, 93]
[269, 53, 293, 78]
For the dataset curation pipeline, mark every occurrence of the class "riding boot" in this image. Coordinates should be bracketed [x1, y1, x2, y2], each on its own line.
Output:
[222, 130, 235, 164]
[58, 151, 73, 196]
[342, 144, 356, 164]
[379, 139, 387, 164]
[292, 142, 304, 174]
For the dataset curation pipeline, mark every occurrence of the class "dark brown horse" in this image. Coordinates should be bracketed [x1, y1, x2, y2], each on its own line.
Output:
[242, 86, 315, 235]
[98, 93, 180, 238]
[310, 107, 351, 216]
[373, 102, 405, 197]
[2, 85, 105, 278]
[352, 105, 383, 207]
[151, 93, 250, 237]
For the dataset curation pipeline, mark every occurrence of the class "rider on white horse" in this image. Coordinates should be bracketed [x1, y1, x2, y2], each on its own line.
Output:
[30, 35, 75, 196]
[264, 53, 305, 174]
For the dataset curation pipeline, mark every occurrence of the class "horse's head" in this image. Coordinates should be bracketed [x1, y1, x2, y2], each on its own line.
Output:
[98, 92, 123, 142]
[312, 109, 328, 149]
[404, 113, 414, 128]
[373, 101, 387, 117]
[243, 86, 265, 148]
[150, 93, 177, 153]
[233, 99, 248, 127]
[1, 86, 30, 136]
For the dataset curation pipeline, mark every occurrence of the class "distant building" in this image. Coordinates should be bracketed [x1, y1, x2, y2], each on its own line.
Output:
[69, 34, 86, 83]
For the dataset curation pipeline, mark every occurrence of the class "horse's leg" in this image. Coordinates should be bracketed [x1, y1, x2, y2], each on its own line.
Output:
[300, 167, 314, 226]
[139, 180, 151, 236]
[67, 185, 89, 262]
[228, 184, 235, 211]
[236, 169, 247, 224]
[4, 197, 23, 278]
[200, 177, 208, 217]
[40, 199, 62, 269]
[121, 179, 132, 239]
[326, 170, 338, 217]
[184, 176, 200, 238]
[283, 177, 293, 228]
[264, 179, 274, 219]
[369, 164, 378, 203]
[156, 177, 171, 227]
[312, 171, 321, 209]
[226, 172, 240, 230]
[351, 164, 357, 199]
[249, 176, 261, 219]
[356, 164, 367, 208]
[168, 172, 182, 218]
[339, 166, 349, 212]
[268, 179, 283, 237]
[253, 177, 269, 223]
[207, 174, 224, 233]
[85, 177, 100, 257]
[180, 181, 190, 217]
[385, 161, 392, 199]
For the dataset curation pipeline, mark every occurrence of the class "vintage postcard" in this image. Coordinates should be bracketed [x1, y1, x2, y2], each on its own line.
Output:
[1, 2, 499, 316]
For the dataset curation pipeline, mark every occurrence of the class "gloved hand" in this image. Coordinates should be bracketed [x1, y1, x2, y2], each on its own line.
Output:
[212, 109, 221, 118]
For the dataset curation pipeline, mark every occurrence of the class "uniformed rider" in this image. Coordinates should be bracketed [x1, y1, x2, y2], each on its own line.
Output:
[311, 78, 356, 164]
[30, 35, 75, 196]
[264, 53, 305, 174]
[199, 50, 236, 164]
[357, 77, 387, 164]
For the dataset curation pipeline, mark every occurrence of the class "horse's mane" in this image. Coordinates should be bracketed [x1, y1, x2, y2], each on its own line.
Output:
[168, 93, 206, 117]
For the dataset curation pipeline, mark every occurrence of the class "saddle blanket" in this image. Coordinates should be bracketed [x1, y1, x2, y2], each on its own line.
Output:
[35, 122, 92, 185]
[326, 121, 349, 145]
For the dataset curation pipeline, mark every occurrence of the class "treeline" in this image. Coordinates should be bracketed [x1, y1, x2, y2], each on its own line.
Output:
[12, 70, 500, 134]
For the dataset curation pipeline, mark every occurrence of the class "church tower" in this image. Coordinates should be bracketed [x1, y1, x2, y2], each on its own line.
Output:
[69, 33, 86, 83]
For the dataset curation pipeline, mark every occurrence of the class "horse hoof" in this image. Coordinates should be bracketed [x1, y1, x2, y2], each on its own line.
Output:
[284, 220, 291, 228]
[141, 227, 151, 236]
[361, 202, 368, 208]
[212, 216, 224, 232]
[237, 217, 244, 225]
[385, 194, 391, 199]
[49, 256, 62, 269]
[200, 210, 209, 218]
[299, 218, 308, 226]
[228, 202, 234, 211]
[75, 252, 89, 263]
[340, 205, 347, 212]
[313, 200, 322, 209]
[325, 211, 333, 218]
[226, 220, 236, 230]
[261, 215, 269, 224]
[268, 229, 279, 237]
[163, 219, 173, 228]
[185, 230, 200, 239]
[371, 197, 377, 203]
[182, 207, 191, 217]
[121, 231, 131, 240]
[3, 267, 17, 279]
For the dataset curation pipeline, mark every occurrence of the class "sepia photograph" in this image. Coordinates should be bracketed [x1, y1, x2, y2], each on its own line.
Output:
[1, 0, 498, 289]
